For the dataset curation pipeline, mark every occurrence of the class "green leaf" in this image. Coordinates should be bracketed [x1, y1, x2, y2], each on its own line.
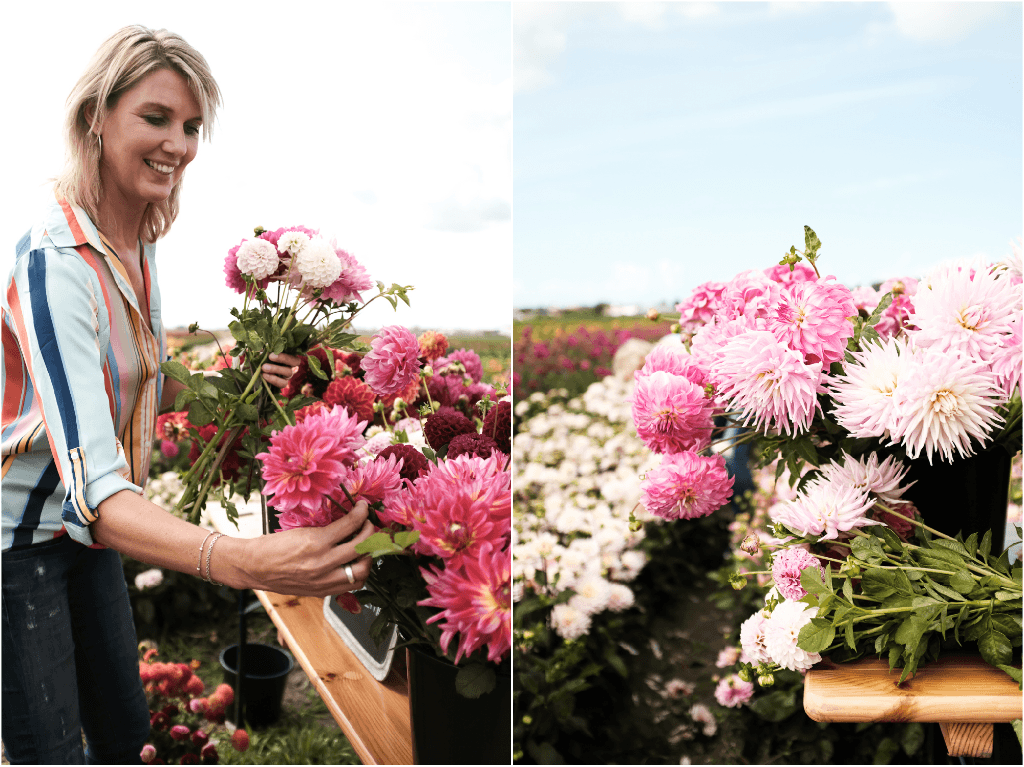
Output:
[979, 630, 1013, 667]
[800, 566, 830, 596]
[845, 619, 856, 650]
[603, 645, 628, 678]
[454, 662, 495, 699]
[928, 580, 966, 602]
[980, 530, 992, 559]
[235, 402, 259, 421]
[901, 722, 925, 756]
[842, 577, 854, 603]
[950, 570, 975, 594]
[804, 225, 822, 255]
[996, 665, 1023, 689]
[187, 400, 214, 427]
[748, 689, 798, 723]
[933, 539, 971, 557]
[964, 532, 978, 559]
[1012, 719, 1022, 748]
[161, 360, 193, 385]
[393, 530, 421, 549]
[873, 736, 900, 765]
[798, 618, 836, 653]
[353, 532, 406, 558]
[875, 525, 904, 554]
[874, 632, 890, 655]
[307, 353, 329, 380]
[864, 291, 894, 329]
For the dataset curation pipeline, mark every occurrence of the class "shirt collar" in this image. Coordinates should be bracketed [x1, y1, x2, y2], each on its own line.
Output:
[44, 195, 107, 255]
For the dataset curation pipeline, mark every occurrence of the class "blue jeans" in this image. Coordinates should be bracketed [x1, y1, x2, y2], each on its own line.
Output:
[2, 536, 150, 764]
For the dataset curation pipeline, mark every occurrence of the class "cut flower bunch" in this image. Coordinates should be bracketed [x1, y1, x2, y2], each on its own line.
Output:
[630, 227, 1022, 685]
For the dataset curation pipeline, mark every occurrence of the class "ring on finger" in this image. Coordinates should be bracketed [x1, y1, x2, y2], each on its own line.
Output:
[344, 564, 355, 584]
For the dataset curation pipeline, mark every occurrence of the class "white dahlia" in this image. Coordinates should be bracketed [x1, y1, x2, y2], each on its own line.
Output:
[764, 600, 821, 672]
[890, 346, 1005, 464]
[771, 477, 875, 541]
[294, 238, 343, 289]
[817, 452, 914, 508]
[829, 336, 910, 439]
[234, 238, 279, 280]
[277, 230, 310, 256]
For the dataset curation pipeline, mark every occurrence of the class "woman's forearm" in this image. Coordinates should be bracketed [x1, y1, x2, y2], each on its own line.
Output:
[160, 378, 188, 413]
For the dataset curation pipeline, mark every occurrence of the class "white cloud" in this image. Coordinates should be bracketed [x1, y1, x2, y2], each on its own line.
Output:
[887, 2, 1011, 42]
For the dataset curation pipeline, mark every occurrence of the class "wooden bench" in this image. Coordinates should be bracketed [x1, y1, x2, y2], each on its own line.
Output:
[804, 655, 1022, 758]
[255, 591, 413, 765]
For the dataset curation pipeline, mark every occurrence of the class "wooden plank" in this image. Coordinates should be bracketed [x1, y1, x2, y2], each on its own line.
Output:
[804, 655, 1023, 724]
[255, 591, 413, 766]
[939, 722, 994, 758]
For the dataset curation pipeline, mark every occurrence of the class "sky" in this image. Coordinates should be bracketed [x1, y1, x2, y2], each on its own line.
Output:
[513, 1, 1023, 311]
[1, 1, 511, 333]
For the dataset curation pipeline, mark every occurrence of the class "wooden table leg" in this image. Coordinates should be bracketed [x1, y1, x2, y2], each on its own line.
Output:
[939, 722, 994, 758]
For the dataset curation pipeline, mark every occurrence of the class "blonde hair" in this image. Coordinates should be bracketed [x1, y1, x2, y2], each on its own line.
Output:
[53, 25, 222, 243]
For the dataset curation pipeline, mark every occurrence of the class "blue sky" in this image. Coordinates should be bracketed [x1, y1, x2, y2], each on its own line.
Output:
[513, 2, 1023, 311]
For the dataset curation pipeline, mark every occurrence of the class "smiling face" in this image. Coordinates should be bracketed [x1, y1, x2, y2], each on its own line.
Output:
[97, 67, 203, 215]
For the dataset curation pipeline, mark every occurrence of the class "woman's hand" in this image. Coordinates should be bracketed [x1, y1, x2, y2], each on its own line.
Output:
[261, 352, 302, 389]
[224, 501, 375, 597]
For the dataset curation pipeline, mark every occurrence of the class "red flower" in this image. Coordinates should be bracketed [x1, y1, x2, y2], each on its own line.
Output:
[418, 330, 449, 362]
[188, 425, 246, 485]
[201, 742, 219, 764]
[323, 376, 376, 423]
[231, 729, 250, 752]
[447, 433, 501, 461]
[422, 407, 475, 451]
[481, 400, 511, 454]
[334, 593, 362, 615]
[377, 445, 430, 482]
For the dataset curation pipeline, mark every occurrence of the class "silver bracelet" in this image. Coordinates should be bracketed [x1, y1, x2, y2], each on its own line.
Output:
[205, 533, 224, 585]
[197, 531, 216, 578]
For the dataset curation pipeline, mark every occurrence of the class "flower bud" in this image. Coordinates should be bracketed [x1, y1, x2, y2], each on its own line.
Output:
[141, 744, 157, 763]
[740, 534, 760, 556]
[729, 572, 746, 591]
[169, 725, 190, 741]
[200, 742, 219, 763]
[757, 674, 775, 687]
[191, 730, 209, 748]
[670, 322, 681, 335]
[737, 667, 752, 683]
[230, 729, 250, 753]
[180, 754, 199, 765]
[646, 308, 660, 321]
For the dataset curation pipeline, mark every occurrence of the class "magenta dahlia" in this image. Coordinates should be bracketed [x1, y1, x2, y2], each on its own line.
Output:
[362, 325, 421, 398]
[766, 278, 856, 366]
[639, 452, 734, 520]
[435, 349, 484, 383]
[257, 423, 347, 515]
[377, 444, 431, 482]
[419, 541, 511, 663]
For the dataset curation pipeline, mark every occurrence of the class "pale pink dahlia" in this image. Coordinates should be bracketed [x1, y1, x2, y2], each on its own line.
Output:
[717, 270, 781, 324]
[319, 244, 373, 304]
[714, 330, 822, 436]
[817, 452, 913, 508]
[235, 239, 280, 280]
[419, 542, 511, 664]
[830, 336, 910, 439]
[850, 285, 880, 315]
[764, 600, 821, 672]
[766, 278, 856, 366]
[257, 420, 348, 515]
[909, 257, 1019, 364]
[714, 674, 755, 708]
[771, 546, 826, 601]
[639, 452, 734, 520]
[688, 315, 759, 373]
[629, 371, 716, 455]
[637, 343, 708, 387]
[764, 262, 818, 286]
[890, 346, 1005, 464]
[990, 311, 1022, 400]
[738, 611, 771, 665]
[771, 478, 875, 541]
[362, 325, 422, 398]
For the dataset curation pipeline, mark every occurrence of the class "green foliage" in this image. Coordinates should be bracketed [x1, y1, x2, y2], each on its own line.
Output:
[218, 724, 358, 765]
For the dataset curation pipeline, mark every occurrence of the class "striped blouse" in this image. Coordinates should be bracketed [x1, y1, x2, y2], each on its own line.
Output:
[1, 195, 166, 550]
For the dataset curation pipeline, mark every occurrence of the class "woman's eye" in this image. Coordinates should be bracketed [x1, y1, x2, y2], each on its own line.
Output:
[185, 124, 201, 137]
[144, 114, 166, 126]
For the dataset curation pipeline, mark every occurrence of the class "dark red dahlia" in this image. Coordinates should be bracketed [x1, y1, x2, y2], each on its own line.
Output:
[422, 407, 476, 451]
[322, 376, 376, 423]
[446, 432, 501, 460]
[481, 400, 511, 454]
[378, 444, 431, 482]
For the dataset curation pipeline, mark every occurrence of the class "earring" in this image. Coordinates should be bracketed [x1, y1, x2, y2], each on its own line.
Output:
[97, 134, 103, 156]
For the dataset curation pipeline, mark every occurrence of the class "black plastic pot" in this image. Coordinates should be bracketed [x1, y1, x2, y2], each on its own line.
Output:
[219, 643, 293, 728]
[901, 447, 1012, 555]
[407, 647, 511, 765]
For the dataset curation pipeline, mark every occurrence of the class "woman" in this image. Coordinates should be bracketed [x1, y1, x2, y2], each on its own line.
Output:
[1, 26, 372, 764]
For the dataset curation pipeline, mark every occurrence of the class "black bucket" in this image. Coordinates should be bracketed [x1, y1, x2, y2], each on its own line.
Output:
[407, 647, 511, 764]
[219, 643, 293, 728]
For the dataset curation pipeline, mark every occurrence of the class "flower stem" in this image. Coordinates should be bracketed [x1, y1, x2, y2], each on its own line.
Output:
[260, 375, 294, 428]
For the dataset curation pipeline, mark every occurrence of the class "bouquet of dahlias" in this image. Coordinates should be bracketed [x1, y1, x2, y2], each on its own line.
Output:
[630, 227, 1022, 685]
[136, 645, 250, 765]
[249, 326, 512, 696]
[161, 225, 411, 528]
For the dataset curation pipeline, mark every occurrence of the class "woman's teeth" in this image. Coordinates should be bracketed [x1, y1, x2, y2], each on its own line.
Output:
[145, 160, 174, 175]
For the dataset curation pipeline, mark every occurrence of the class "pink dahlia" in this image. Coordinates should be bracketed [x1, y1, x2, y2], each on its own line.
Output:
[764, 262, 818, 286]
[990, 311, 1022, 400]
[637, 343, 708, 387]
[629, 370, 716, 455]
[435, 349, 484, 384]
[419, 542, 511, 663]
[639, 451, 734, 520]
[766, 278, 856, 366]
[676, 280, 728, 331]
[688, 315, 759, 373]
[890, 346, 1004, 464]
[328, 455, 403, 511]
[909, 257, 1018, 364]
[851, 285, 880, 315]
[362, 325, 421, 398]
[817, 452, 913, 508]
[874, 278, 918, 338]
[771, 478, 875, 541]
[714, 330, 822, 436]
[717, 270, 781, 324]
[714, 674, 755, 708]
[771, 546, 826, 601]
[830, 336, 910, 439]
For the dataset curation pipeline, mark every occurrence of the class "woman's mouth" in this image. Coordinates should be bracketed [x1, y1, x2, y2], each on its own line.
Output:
[145, 160, 175, 176]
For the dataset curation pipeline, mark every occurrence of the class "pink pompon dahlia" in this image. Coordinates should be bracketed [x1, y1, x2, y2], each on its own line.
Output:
[764, 262, 818, 285]
[829, 336, 910, 439]
[676, 280, 728, 331]
[629, 370, 716, 455]
[714, 330, 822, 436]
[436, 349, 484, 384]
[362, 325, 422, 398]
[257, 406, 366, 516]
[319, 244, 374, 304]
[889, 346, 1005, 464]
[637, 343, 708, 387]
[874, 278, 918, 338]
[771, 477, 875, 541]
[327, 455, 404, 511]
[766, 278, 857, 366]
[771, 546, 826, 601]
[419, 542, 511, 664]
[640, 452, 734, 520]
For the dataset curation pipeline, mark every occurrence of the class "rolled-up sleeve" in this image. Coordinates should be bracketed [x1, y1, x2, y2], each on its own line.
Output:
[9, 245, 139, 546]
